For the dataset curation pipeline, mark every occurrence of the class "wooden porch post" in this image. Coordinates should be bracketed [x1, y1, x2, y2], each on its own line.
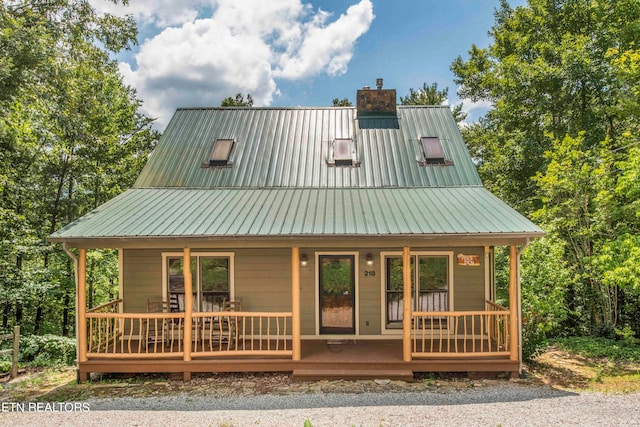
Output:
[509, 245, 519, 362]
[183, 248, 192, 380]
[291, 247, 301, 361]
[402, 246, 412, 362]
[78, 249, 88, 364]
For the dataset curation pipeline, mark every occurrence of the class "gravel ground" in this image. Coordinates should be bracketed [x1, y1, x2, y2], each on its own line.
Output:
[1, 383, 639, 426]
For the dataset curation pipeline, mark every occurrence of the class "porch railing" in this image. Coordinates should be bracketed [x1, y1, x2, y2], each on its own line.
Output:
[191, 312, 292, 357]
[411, 301, 511, 358]
[86, 312, 185, 358]
[84, 310, 292, 359]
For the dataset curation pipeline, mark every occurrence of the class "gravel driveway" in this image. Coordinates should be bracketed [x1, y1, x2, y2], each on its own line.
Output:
[2, 383, 639, 426]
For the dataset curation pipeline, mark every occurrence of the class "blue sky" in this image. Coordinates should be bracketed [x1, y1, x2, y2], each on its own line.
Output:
[91, 0, 526, 129]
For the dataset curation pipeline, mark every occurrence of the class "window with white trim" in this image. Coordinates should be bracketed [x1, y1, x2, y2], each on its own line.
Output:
[163, 253, 234, 312]
[383, 253, 452, 329]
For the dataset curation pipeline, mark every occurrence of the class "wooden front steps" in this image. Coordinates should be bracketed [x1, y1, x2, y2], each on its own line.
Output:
[293, 368, 414, 382]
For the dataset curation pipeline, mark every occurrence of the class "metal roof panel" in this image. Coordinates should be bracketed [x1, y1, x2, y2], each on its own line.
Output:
[50, 188, 544, 240]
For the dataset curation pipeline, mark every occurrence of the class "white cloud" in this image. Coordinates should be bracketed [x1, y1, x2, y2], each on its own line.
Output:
[458, 97, 493, 126]
[101, 0, 374, 128]
[275, 1, 374, 79]
[90, 0, 213, 27]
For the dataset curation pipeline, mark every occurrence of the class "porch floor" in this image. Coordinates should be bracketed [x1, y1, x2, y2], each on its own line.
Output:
[81, 339, 518, 381]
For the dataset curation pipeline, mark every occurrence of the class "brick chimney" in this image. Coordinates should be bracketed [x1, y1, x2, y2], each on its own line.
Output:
[356, 78, 397, 117]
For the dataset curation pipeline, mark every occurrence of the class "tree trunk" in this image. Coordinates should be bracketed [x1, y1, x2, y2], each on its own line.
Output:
[62, 290, 70, 337]
[15, 304, 22, 327]
[33, 305, 43, 335]
[2, 304, 9, 329]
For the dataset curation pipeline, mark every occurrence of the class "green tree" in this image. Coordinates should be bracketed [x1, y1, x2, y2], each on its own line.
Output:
[452, 0, 640, 337]
[332, 97, 352, 106]
[400, 82, 466, 123]
[221, 93, 253, 107]
[452, 0, 640, 210]
[0, 0, 157, 336]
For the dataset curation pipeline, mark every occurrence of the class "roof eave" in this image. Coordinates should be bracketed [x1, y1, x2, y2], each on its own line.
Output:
[49, 231, 545, 249]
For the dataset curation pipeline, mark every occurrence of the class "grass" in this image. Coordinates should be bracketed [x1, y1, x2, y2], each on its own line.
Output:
[528, 336, 640, 392]
[551, 336, 640, 362]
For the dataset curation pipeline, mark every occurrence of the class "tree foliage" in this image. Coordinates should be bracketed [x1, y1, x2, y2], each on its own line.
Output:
[221, 93, 253, 107]
[400, 82, 466, 123]
[0, 0, 158, 336]
[332, 97, 352, 106]
[454, 0, 640, 338]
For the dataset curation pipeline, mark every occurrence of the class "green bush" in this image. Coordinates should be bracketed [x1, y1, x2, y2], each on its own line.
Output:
[20, 335, 76, 367]
[552, 336, 640, 362]
[522, 320, 549, 362]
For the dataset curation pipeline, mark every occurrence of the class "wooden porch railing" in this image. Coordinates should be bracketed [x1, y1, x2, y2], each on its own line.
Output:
[411, 301, 511, 358]
[87, 298, 122, 313]
[191, 312, 292, 357]
[84, 310, 292, 359]
[86, 312, 185, 358]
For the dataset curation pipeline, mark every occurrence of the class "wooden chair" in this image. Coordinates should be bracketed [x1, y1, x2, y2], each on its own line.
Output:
[222, 298, 242, 312]
[220, 298, 243, 348]
[146, 297, 168, 346]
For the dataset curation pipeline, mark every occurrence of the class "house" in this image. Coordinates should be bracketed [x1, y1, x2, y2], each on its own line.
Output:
[50, 81, 544, 382]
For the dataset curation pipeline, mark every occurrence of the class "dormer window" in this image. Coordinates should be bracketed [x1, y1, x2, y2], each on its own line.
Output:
[209, 139, 234, 167]
[419, 136, 449, 165]
[328, 138, 358, 167]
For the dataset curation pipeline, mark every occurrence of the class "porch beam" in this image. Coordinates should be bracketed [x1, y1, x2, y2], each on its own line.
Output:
[509, 245, 518, 362]
[291, 247, 301, 361]
[183, 248, 193, 367]
[402, 246, 411, 362]
[78, 249, 87, 364]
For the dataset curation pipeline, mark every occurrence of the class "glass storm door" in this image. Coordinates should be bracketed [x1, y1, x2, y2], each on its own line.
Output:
[319, 255, 355, 334]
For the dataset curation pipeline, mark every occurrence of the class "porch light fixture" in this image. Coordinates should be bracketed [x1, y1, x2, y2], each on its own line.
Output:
[300, 253, 308, 267]
[366, 253, 374, 266]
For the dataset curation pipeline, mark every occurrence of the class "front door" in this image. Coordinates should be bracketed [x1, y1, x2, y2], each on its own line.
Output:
[319, 255, 355, 334]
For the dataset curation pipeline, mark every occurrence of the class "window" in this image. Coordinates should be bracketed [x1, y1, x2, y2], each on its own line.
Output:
[383, 252, 452, 329]
[419, 136, 447, 165]
[209, 139, 234, 167]
[328, 138, 358, 166]
[163, 253, 234, 312]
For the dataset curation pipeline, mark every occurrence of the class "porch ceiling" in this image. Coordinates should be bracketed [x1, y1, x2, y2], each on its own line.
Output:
[49, 187, 544, 244]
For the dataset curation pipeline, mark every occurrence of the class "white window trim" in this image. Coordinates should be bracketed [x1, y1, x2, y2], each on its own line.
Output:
[161, 252, 235, 311]
[314, 251, 359, 337]
[379, 251, 454, 335]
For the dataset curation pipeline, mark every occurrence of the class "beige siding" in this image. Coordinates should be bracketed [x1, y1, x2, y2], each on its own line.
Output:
[234, 248, 291, 311]
[359, 249, 381, 335]
[300, 255, 316, 336]
[452, 248, 486, 311]
[122, 249, 163, 313]
[121, 245, 491, 336]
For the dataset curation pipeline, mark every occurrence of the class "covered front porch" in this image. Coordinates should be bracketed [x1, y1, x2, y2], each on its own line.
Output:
[75, 246, 522, 382]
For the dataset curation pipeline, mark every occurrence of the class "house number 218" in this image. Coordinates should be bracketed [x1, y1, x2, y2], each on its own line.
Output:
[364, 270, 376, 277]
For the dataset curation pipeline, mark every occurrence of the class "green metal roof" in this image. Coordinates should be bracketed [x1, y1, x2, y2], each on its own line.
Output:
[50, 187, 543, 241]
[134, 106, 482, 189]
[50, 104, 544, 243]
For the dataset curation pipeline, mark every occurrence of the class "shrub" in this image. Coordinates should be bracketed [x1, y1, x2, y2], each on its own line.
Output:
[552, 336, 640, 362]
[20, 335, 76, 367]
[522, 318, 549, 362]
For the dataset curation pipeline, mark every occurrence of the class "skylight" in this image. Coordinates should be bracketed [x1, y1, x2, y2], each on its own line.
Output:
[329, 138, 358, 167]
[419, 137, 447, 165]
[209, 139, 234, 167]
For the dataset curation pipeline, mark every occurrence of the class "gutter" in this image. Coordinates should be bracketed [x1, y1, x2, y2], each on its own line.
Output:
[516, 237, 531, 375]
[62, 243, 80, 372]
